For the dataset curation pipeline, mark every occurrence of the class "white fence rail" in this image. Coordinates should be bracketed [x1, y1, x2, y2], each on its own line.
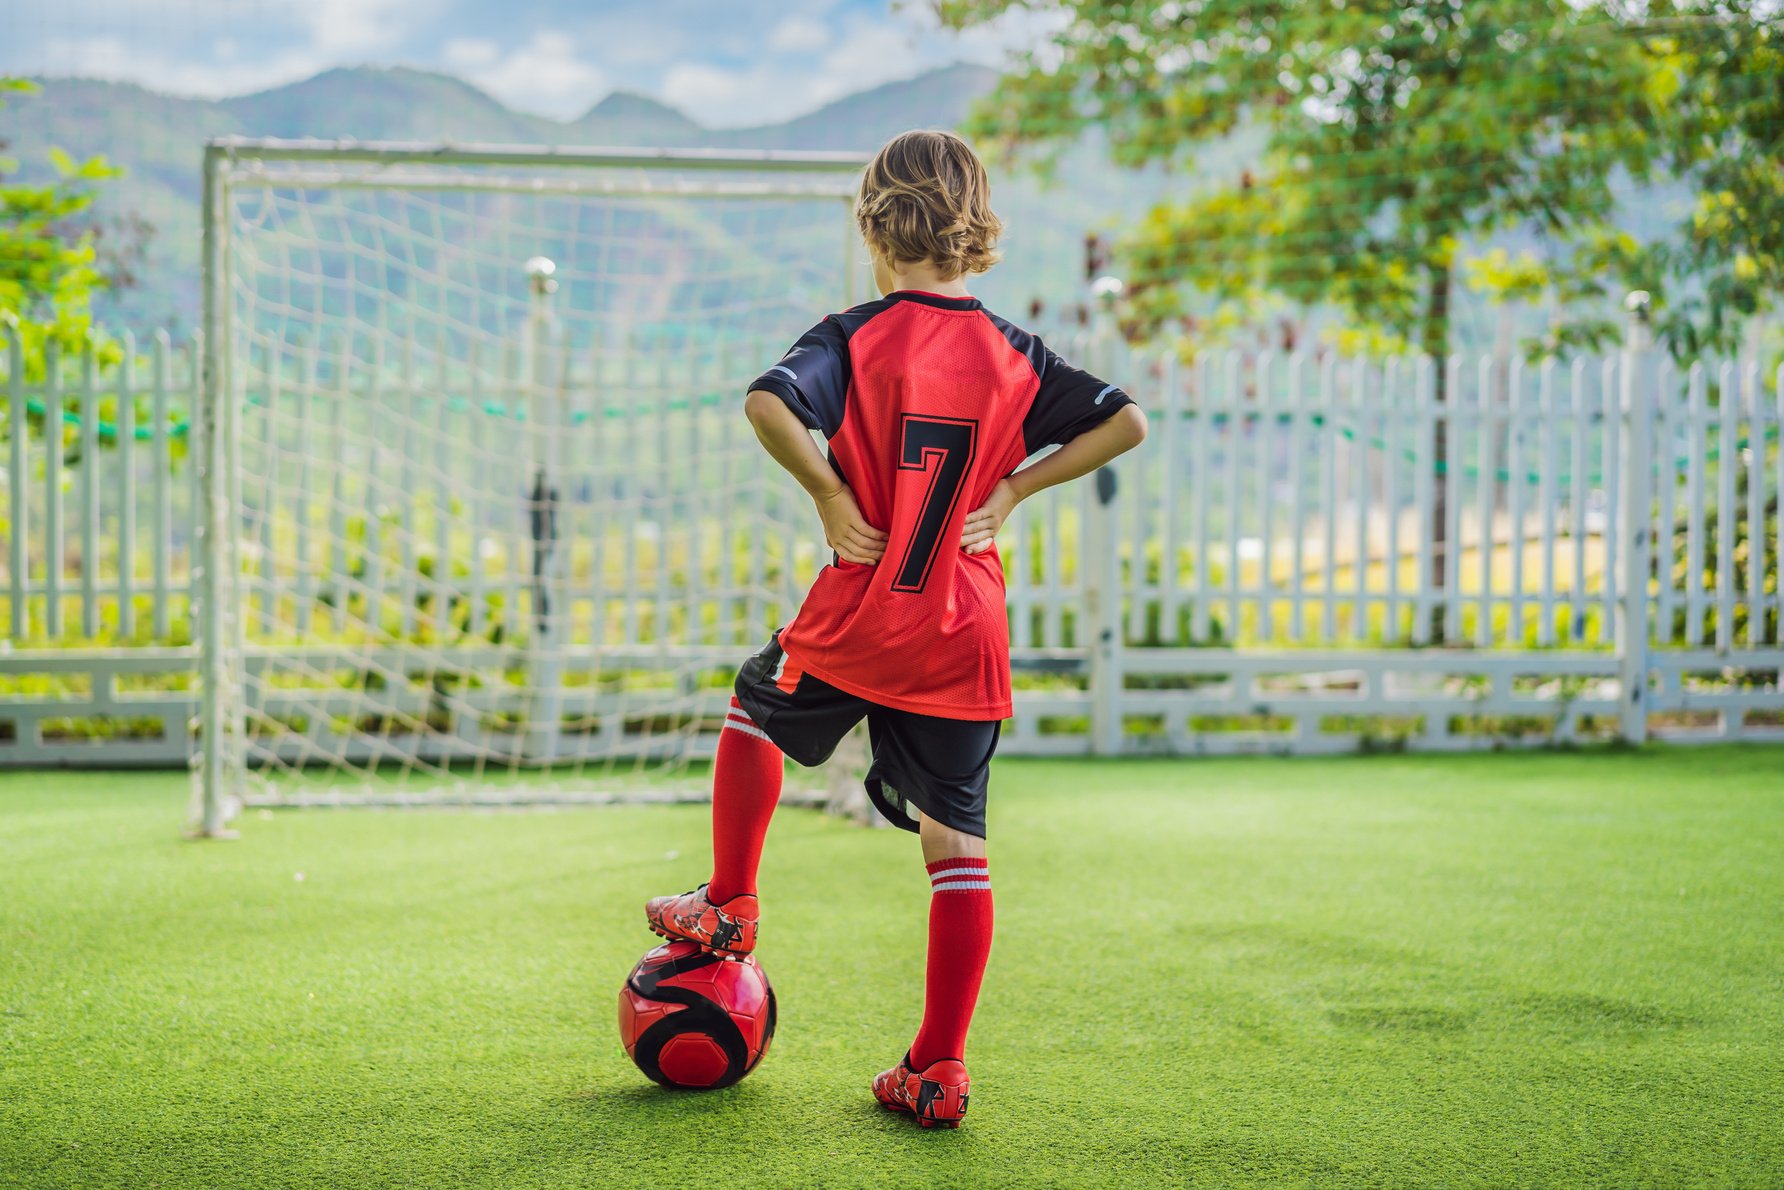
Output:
[4, 336, 203, 647]
[3, 320, 1781, 766]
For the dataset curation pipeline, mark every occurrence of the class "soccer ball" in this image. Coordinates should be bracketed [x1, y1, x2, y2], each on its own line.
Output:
[618, 939, 776, 1089]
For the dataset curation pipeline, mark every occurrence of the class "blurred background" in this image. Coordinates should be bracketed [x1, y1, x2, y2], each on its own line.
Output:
[0, 2, 1779, 774]
[6, 0, 1776, 362]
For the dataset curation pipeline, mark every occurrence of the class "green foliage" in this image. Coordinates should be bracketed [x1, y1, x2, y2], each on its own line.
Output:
[1463, 247, 1552, 305]
[943, 2, 1780, 362]
[0, 78, 121, 377]
[1557, 8, 1783, 360]
[937, 1, 1664, 358]
[1663, 481, 1781, 646]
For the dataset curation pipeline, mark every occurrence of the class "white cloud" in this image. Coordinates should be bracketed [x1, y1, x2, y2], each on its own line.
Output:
[768, 16, 830, 54]
[36, 34, 331, 98]
[443, 32, 607, 121]
[302, 0, 420, 54]
[657, 4, 1070, 129]
[20, 0, 431, 97]
[659, 21, 902, 126]
[575, 8, 695, 69]
[662, 17, 935, 128]
[32, 0, 425, 54]
[659, 63, 752, 120]
[37, 35, 131, 78]
[443, 38, 501, 69]
[814, 21, 924, 98]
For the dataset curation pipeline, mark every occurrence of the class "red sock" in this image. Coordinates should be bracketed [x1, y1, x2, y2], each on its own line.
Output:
[910, 856, 994, 1069]
[705, 698, 783, 904]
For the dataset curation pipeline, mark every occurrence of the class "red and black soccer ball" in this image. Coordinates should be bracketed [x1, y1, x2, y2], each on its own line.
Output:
[619, 940, 776, 1089]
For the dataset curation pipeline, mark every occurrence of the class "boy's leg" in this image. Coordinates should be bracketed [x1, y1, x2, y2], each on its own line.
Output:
[706, 697, 783, 903]
[649, 633, 866, 954]
[643, 699, 786, 955]
[911, 811, 993, 1069]
[865, 712, 997, 1126]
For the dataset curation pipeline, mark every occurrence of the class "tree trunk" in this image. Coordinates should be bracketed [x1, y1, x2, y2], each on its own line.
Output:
[1424, 265, 1451, 644]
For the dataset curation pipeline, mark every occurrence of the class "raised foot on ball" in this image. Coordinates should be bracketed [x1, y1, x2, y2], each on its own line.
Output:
[644, 884, 760, 956]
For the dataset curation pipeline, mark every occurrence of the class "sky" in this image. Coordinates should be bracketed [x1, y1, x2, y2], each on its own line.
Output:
[3, 0, 1058, 127]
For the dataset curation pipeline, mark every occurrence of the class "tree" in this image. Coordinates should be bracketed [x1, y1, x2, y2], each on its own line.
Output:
[0, 78, 121, 377]
[1554, 6, 1782, 361]
[933, 0, 1667, 638]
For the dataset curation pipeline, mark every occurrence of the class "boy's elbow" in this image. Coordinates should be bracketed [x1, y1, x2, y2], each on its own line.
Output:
[744, 389, 779, 428]
[1119, 403, 1149, 448]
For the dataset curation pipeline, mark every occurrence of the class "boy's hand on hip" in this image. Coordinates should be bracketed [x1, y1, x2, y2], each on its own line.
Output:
[961, 479, 1020, 555]
[815, 484, 888, 565]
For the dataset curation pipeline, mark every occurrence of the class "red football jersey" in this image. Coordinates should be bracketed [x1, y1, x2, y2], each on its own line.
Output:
[749, 290, 1133, 720]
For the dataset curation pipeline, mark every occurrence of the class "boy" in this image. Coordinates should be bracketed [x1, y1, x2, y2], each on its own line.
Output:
[645, 129, 1147, 1129]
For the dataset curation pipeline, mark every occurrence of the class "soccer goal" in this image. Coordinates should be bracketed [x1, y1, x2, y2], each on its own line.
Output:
[192, 138, 868, 831]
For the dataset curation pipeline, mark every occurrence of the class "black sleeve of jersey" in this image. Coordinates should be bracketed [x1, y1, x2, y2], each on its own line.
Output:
[748, 317, 850, 437]
[1021, 343, 1135, 456]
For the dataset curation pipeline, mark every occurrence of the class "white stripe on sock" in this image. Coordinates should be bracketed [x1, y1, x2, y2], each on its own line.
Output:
[931, 879, 992, 893]
[723, 718, 772, 744]
[928, 865, 989, 884]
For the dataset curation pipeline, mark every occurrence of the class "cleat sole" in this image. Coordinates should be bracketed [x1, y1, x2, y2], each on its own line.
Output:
[645, 916, 753, 958]
[874, 1085, 965, 1129]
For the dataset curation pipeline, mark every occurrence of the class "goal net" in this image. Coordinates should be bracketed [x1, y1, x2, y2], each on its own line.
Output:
[193, 139, 867, 828]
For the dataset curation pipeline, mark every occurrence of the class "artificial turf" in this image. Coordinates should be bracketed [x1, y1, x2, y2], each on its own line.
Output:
[1, 747, 1781, 1187]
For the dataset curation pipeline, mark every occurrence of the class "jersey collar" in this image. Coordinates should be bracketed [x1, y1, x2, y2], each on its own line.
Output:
[887, 290, 982, 311]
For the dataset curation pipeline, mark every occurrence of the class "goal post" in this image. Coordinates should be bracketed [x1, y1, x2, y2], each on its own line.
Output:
[194, 138, 868, 830]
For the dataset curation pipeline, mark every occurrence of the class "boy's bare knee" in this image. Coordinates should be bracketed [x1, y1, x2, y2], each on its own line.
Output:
[918, 811, 987, 865]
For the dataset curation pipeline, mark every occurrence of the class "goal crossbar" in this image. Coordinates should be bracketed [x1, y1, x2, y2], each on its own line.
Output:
[223, 171, 861, 200]
[205, 137, 872, 175]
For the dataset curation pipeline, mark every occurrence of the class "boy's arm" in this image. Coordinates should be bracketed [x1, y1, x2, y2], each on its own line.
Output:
[961, 404, 1148, 555]
[744, 389, 888, 565]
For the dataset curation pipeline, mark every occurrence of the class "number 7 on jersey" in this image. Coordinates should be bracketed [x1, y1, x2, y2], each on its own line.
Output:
[892, 414, 979, 594]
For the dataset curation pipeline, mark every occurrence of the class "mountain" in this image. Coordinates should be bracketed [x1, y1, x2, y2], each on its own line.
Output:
[711, 64, 1000, 151]
[567, 92, 705, 147]
[225, 67, 542, 143]
[0, 62, 1140, 332]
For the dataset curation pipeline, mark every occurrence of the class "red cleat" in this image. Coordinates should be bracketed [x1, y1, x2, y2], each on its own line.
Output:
[644, 884, 759, 956]
[873, 1052, 971, 1129]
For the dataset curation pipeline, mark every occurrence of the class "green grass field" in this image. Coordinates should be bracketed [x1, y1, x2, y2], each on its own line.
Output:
[3, 749, 1781, 1187]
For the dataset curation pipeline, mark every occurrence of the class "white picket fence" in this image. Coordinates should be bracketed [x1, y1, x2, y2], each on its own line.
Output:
[3, 335, 203, 646]
[2, 317, 1781, 767]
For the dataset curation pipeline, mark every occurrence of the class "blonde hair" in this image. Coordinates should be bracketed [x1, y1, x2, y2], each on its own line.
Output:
[855, 130, 1002, 279]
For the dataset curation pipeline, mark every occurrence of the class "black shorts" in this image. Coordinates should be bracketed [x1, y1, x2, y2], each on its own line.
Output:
[733, 631, 1001, 838]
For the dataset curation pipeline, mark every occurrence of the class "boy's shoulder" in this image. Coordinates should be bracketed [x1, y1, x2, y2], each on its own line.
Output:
[805, 296, 1066, 390]
[821, 293, 1040, 349]
[825, 294, 903, 332]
